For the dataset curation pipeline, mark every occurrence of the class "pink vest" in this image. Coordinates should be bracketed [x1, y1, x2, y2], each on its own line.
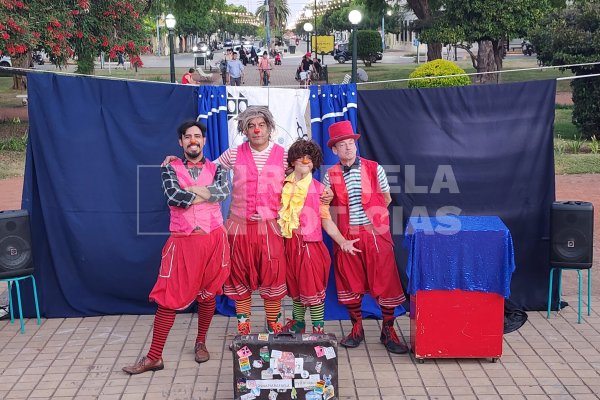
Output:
[169, 159, 224, 234]
[230, 142, 285, 220]
[299, 179, 325, 242]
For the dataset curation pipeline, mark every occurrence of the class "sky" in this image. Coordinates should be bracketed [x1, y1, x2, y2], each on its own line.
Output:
[225, 0, 309, 28]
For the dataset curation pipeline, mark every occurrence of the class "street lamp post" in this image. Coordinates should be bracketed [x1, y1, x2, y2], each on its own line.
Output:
[265, 0, 271, 49]
[303, 22, 313, 54]
[155, 15, 161, 56]
[382, 10, 391, 53]
[348, 10, 362, 83]
[165, 13, 176, 83]
[313, 0, 317, 58]
[304, 10, 313, 54]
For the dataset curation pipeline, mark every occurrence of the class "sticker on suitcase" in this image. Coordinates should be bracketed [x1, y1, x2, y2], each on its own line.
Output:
[232, 332, 338, 400]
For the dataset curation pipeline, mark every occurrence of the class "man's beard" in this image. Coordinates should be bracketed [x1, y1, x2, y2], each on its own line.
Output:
[185, 146, 201, 159]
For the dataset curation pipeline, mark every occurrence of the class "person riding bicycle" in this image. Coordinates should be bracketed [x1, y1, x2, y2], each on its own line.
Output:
[298, 53, 313, 86]
[258, 51, 273, 86]
[300, 53, 313, 74]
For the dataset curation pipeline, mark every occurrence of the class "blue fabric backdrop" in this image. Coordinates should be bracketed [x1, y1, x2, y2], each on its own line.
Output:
[18, 74, 556, 318]
[196, 85, 235, 316]
[22, 73, 199, 317]
[197, 86, 228, 160]
[357, 80, 556, 311]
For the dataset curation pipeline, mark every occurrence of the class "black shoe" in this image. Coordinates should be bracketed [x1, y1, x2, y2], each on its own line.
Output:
[380, 322, 408, 354]
[340, 320, 364, 348]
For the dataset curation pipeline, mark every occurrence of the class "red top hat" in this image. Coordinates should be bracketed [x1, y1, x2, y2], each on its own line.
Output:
[327, 120, 361, 148]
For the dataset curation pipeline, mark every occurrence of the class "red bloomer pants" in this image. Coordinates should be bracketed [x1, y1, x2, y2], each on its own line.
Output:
[223, 215, 287, 300]
[334, 224, 406, 308]
[285, 231, 331, 306]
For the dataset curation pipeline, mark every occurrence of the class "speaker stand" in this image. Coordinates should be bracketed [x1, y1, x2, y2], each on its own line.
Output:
[547, 267, 592, 324]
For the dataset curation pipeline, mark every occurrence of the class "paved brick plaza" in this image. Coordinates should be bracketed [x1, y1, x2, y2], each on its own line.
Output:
[1, 175, 599, 399]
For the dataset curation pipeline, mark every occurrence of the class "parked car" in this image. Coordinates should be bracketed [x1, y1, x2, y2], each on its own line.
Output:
[333, 43, 382, 64]
[223, 39, 233, 48]
[193, 42, 214, 60]
[0, 56, 11, 67]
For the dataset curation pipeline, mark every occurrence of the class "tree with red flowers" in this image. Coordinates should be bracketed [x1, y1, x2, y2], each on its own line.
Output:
[36, 0, 150, 74]
[0, 1, 32, 61]
[1, 0, 151, 78]
[0, 0, 35, 89]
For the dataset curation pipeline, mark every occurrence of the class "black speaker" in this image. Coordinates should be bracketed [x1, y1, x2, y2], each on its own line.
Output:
[0, 209, 34, 279]
[550, 201, 594, 269]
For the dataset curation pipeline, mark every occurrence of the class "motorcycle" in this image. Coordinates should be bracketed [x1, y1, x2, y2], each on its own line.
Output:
[274, 52, 281, 65]
[521, 41, 534, 56]
[32, 51, 44, 65]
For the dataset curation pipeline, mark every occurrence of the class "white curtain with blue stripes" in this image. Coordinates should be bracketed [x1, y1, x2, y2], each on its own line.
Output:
[309, 83, 404, 320]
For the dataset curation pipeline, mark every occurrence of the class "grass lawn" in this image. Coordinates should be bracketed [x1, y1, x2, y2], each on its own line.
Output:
[326, 58, 574, 92]
[554, 107, 580, 139]
[0, 151, 25, 179]
[0, 76, 27, 108]
[555, 154, 600, 174]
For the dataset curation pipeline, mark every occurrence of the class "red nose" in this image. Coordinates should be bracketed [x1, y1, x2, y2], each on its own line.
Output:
[254, 128, 261, 134]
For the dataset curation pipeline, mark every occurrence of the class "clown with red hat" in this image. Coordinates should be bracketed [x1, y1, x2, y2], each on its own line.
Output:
[322, 120, 408, 354]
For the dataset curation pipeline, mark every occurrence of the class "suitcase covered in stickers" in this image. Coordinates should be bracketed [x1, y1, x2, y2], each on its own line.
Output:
[232, 332, 338, 400]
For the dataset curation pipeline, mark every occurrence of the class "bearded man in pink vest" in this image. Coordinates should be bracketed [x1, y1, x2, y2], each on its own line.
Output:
[322, 120, 408, 354]
[123, 121, 231, 375]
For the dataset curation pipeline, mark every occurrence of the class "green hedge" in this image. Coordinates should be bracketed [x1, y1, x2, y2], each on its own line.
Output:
[571, 76, 600, 140]
[408, 59, 471, 88]
[349, 30, 381, 66]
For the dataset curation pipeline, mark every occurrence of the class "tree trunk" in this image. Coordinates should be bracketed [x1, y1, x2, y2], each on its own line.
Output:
[269, 5, 276, 33]
[427, 42, 442, 62]
[475, 40, 498, 84]
[11, 54, 31, 90]
[492, 39, 504, 74]
[405, 0, 442, 61]
[76, 48, 95, 75]
[456, 44, 477, 69]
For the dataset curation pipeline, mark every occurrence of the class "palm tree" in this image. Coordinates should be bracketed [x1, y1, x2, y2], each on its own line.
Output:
[256, 0, 290, 37]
